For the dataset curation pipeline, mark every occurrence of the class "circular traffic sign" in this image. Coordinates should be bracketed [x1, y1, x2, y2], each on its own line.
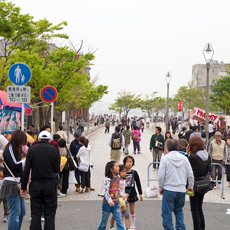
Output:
[8, 63, 31, 86]
[40, 86, 58, 103]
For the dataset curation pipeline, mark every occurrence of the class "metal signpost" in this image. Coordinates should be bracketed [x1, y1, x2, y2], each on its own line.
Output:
[40, 86, 58, 139]
[8, 63, 31, 132]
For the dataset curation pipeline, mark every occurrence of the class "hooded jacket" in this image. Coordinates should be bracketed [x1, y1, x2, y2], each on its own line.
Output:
[158, 151, 194, 192]
[189, 150, 211, 178]
[76, 145, 92, 166]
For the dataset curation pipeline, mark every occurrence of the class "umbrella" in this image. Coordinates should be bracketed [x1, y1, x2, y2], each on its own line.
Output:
[0, 90, 32, 115]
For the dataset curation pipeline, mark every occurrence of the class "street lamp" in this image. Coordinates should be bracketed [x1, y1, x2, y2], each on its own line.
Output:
[203, 43, 214, 139]
[165, 71, 172, 132]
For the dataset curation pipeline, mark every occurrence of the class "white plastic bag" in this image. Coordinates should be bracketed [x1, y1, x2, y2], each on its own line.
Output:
[145, 186, 159, 198]
[68, 170, 78, 184]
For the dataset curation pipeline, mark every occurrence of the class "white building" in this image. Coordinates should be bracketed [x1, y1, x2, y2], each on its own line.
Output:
[192, 60, 229, 89]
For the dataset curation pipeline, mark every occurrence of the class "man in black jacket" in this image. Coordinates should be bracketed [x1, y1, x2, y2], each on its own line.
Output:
[21, 131, 60, 230]
[185, 126, 193, 142]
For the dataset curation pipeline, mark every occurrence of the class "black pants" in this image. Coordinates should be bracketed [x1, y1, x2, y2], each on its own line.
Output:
[80, 168, 90, 188]
[105, 126, 110, 133]
[60, 169, 69, 194]
[189, 193, 205, 230]
[225, 164, 230, 181]
[29, 180, 57, 230]
[211, 159, 223, 186]
[75, 168, 80, 186]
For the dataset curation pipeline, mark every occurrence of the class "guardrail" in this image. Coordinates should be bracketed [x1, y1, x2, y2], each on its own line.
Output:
[147, 162, 225, 199]
[211, 162, 225, 199]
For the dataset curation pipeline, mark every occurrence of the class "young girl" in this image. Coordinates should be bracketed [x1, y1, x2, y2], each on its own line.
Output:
[123, 156, 143, 230]
[110, 165, 130, 230]
[98, 161, 125, 230]
[164, 131, 172, 155]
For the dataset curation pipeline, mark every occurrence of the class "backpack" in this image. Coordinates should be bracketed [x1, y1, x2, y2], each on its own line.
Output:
[112, 133, 122, 149]
[132, 132, 139, 141]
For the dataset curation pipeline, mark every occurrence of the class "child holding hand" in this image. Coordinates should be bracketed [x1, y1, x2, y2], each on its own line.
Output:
[110, 165, 130, 230]
[98, 161, 125, 230]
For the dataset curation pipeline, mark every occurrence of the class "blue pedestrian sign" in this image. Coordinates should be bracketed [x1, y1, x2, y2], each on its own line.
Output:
[8, 63, 31, 86]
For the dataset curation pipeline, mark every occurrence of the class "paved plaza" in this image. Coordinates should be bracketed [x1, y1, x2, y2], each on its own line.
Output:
[0, 126, 230, 229]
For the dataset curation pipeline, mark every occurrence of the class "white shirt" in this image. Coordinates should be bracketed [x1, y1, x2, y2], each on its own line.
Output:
[209, 124, 214, 133]
[76, 145, 92, 165]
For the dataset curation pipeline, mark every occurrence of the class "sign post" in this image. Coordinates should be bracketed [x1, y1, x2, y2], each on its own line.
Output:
[8, 63, 31, 132]
[40, 86, 58, 139]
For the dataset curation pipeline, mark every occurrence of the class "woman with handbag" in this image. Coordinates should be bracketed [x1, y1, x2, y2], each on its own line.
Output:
[76, 137, 92, 193]
[0, 130, 27, 230]
[187, 136, 211, 230]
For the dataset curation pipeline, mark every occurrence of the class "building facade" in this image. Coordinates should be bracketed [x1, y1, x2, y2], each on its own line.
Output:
[192, 60, 229, 89]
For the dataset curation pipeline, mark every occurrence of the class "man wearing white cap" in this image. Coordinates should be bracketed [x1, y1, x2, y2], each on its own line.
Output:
[208, 131, 227, 188]
[21, 131, 60, 230]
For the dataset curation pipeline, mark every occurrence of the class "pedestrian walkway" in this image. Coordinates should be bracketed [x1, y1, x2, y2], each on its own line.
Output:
[63, 127, 230, 204]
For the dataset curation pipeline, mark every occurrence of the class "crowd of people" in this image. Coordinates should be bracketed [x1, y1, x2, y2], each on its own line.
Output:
[0, 116, 230, 230]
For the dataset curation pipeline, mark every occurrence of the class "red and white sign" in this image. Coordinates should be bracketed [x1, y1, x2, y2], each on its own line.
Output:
[191, 107, 219, 123]
[178, 102, 183, 111]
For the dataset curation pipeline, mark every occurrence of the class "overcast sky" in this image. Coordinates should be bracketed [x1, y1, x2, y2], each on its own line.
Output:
[12, 0, 230, 106]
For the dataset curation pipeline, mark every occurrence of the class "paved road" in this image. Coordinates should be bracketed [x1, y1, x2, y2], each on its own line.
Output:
[0, 200, 230, 229]
[0, 125, 230, 229]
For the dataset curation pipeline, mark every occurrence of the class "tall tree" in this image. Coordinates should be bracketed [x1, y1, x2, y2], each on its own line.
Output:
[210, 76, 230, 114]
[110, 90, 141, 118]
[140, 92, 157, 117]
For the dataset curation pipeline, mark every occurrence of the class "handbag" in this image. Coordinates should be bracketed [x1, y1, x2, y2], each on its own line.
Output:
[194, 174, 214, 194]
[3, 161, 25, 198]
[155, 136, 163, 150]
[119, 197, 126, 211]
[64, 149, 77, 171]
[78, 161, 89, 172]
[125, 170, 134, 197]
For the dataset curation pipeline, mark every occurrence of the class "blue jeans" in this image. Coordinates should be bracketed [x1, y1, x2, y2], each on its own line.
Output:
[133, 141, 140, 153]
[7, 195, 26, 230]
[98, 203, 125, 230]
[162, 190, 186, 230]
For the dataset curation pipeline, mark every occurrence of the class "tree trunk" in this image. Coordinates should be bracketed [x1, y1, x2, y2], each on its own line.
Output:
[66, 110, 70, 143]
[39, 105, 44, 127]
[73, 108, 76, 132]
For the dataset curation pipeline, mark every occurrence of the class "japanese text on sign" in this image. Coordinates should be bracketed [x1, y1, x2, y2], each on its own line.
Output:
[7, 86, 31, 103]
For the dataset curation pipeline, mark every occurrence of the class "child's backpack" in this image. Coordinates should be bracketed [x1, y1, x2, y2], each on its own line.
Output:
[132, 132, 139, 141]
[111, 133, 122, 149]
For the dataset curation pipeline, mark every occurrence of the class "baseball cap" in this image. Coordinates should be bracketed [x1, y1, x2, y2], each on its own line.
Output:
[74, 130, 82, 138]
[214, 131, 222, 136]
[38, 131, 51, 140]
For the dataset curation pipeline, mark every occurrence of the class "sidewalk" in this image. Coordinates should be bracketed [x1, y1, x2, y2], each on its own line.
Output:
[62, 127, 230, 204]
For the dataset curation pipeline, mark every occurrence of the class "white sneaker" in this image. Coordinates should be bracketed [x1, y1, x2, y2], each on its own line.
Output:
[214, 186, 217, 189]
[41, 217, 45, 222]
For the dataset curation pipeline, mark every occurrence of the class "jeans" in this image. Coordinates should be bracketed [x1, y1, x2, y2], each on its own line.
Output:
[7, 195, 26, 230]
[162, 190, 186, 230]
[152, 148, 162, 169]
[75, 168, 81, 186]
[124, 143, 129, 155]
[133, 141, 140, 153]
[190, 193, 205, 230]
[226, 164, 230, 182]
[105, 126, 110, 133]
[98, 203, 125, 230]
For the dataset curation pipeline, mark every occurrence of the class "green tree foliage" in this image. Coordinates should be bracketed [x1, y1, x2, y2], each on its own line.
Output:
[0, 2, 108, 126]
[140, 92, 157, 117]
[109, 90, 141, 118]
[210, 76, 230, 114]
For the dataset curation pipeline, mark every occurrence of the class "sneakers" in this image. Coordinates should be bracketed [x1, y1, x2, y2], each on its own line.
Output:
[57, 192, 66, 198]
[79, 189, 85, 194]
[3, 217, 8, 223]
[75, 185, 80, 192]
[131, 227, 135, 230]
[109, 227, 115, 230]
[85, 188, 90, 193]
[41, 217, 45, 222]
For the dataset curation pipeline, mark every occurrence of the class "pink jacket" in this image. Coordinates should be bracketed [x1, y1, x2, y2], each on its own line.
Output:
[132, 130, 141, 142]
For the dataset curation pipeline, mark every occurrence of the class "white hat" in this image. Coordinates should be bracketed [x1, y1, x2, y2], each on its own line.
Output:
[38, 131, 51, 140]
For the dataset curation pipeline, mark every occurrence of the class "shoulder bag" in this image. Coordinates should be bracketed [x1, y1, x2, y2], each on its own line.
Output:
[64, 149, 77, 171]
[194, 173, 214, 194]
[78, 150, 90, 172]
[3, 161, 25, 198]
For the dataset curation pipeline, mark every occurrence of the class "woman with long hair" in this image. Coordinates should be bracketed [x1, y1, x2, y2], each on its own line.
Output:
[0, 130, 27, 230]
[164, 131, 172, 155]
[187, 136, 211, 230]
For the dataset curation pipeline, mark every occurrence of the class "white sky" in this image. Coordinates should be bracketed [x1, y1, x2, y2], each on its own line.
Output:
[12, 0, 230, 105]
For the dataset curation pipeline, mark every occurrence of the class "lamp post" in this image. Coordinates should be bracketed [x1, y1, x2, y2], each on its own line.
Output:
[203, 43, 214, 139]
[165, 71, 172, 132]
